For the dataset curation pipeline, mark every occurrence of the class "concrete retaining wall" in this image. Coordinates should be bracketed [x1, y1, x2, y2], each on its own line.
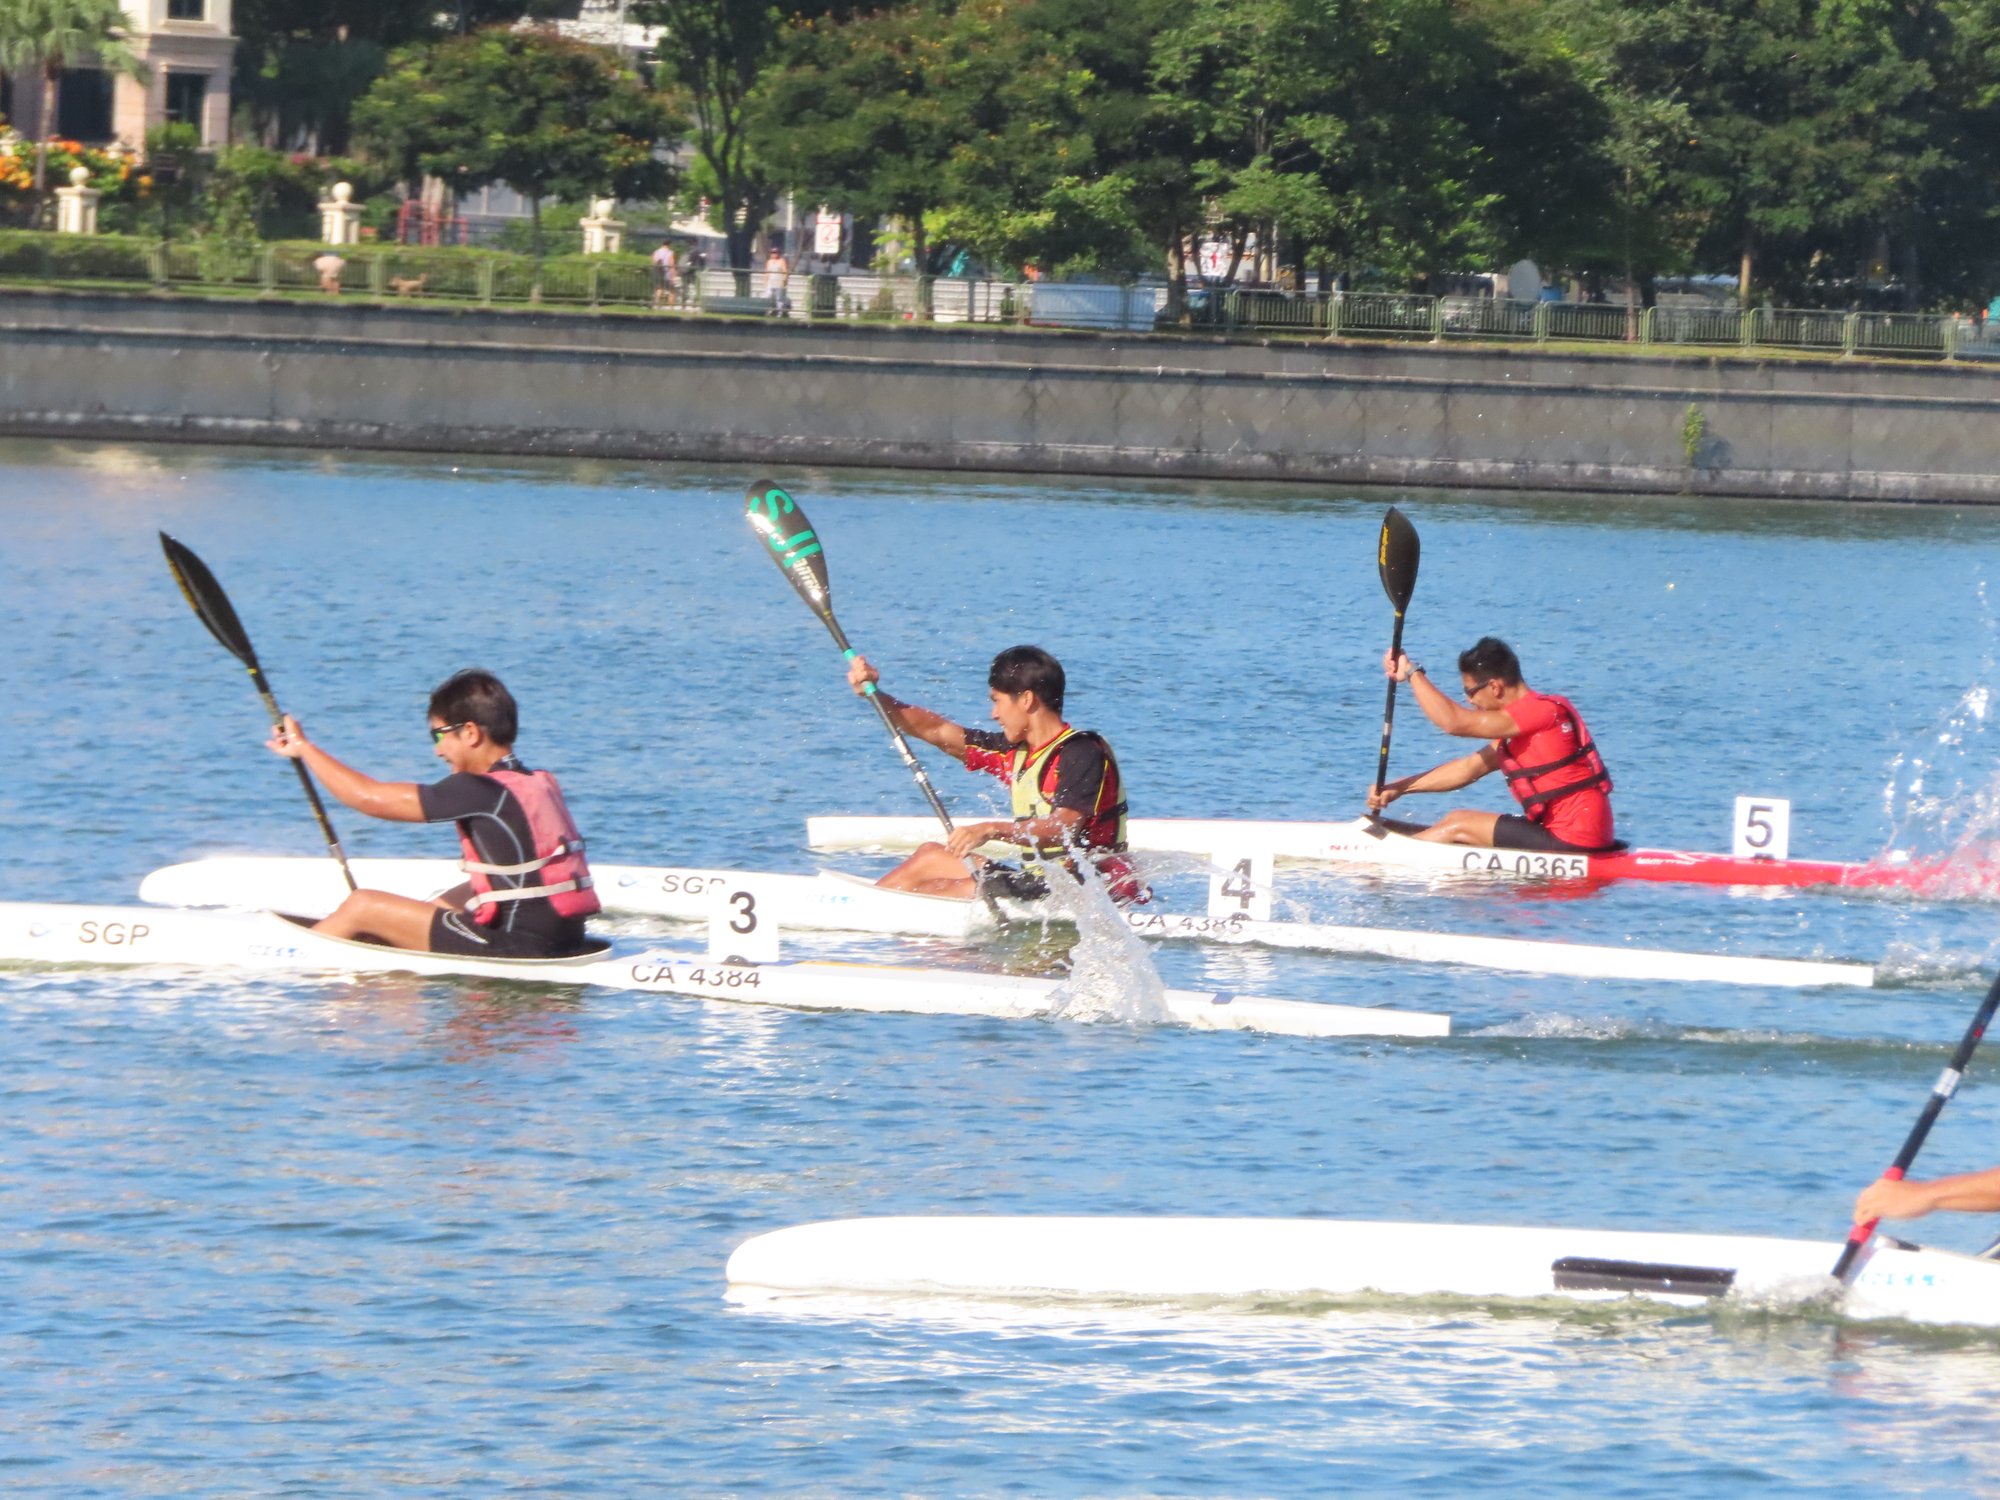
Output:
[5, 288, 1999, 501]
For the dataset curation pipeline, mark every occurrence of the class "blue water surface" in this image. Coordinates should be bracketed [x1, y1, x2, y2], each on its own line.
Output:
[8, 440, 2000, 1494]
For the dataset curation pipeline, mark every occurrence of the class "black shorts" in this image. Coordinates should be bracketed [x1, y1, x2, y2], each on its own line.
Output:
[975, 862, 1051, 903]
[429, 907, 590, 959]
[1492, 814, 1616, 855]
[974, 858, 1152, 908]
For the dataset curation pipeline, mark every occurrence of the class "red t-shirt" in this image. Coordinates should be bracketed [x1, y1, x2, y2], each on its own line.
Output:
[1500, 692, 1613, 848]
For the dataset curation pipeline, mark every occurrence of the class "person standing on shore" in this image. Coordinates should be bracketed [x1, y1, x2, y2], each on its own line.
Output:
[1367, 636, 1617, 853]
[764, 243, 791, 315]
[650, 238, 678, 311]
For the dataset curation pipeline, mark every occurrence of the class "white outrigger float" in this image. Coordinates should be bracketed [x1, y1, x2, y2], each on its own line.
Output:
[724, 1215, 2000, 1330]
[138, 856, 1876, 990]
[730, 970, 2000, 1332]
[0, 902, 1448, 1040]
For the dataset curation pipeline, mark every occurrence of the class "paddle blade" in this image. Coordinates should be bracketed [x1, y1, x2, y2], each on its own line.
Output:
[1378, 507, 1420, 613]
[160, 531, 259, 669]
[744, 478, 835, 623]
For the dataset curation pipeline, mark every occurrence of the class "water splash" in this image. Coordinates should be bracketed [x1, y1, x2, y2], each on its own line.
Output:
[1471, 1013, 1832, 1047]
[1875, 935, 2000, 989]
[1041, 859, 1171, 1025]
[1878, 578, 2000, 887]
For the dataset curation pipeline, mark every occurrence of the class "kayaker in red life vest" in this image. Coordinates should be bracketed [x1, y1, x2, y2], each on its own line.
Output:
[844, 645, 1148, 906]
[1365, 635, 1618, 853]
[264, 668, 600, 957]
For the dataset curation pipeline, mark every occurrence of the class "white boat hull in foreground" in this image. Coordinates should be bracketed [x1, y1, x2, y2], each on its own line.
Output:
[139, 857, 1873, 989]
[725, 1216, 2000, 1329]
[0, 903, 1447, 1039]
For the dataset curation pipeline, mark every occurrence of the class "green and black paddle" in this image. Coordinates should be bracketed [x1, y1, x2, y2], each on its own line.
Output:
[1835, 970, 2000, 1281]
[159, 531, 356, 892]
[1369, 506, 1422, 821]
[742, 479, 964, 841]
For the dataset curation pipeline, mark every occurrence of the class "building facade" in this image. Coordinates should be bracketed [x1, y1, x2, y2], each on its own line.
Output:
[3, 0, 235, 149]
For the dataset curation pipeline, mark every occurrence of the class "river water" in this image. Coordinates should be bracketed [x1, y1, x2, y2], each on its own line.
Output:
[8, 439, 2000, 1493]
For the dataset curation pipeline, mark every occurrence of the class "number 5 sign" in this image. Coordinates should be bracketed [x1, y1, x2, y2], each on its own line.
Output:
[1732, 797, 1791, 862]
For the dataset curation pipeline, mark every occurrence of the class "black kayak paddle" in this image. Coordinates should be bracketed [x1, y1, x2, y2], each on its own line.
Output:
[1835, 969, 2000, 1281]
[159, 531, 356, 891]
[1370, 506, 1422, 819]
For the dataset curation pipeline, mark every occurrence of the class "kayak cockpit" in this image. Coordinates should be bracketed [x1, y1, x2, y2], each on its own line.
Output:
[271, 911, 612, 963]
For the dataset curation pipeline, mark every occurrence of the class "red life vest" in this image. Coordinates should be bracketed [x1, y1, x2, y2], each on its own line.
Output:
[457, 767, 601, 925]
[1495, 692, 1612, 823]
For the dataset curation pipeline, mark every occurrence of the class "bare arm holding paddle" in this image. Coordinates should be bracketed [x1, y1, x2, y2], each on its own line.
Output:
[1855, 1165, 2000, 1224]
[266, 714, 425, 821]
[845, 655, 970, 760]
[845, 654, 1084, 858]
[1368, 745, 1503, 811]
[1385, 650, 1519, 739]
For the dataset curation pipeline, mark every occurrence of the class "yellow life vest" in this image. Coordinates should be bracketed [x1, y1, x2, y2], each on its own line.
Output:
[1007, 726, 1129, 872]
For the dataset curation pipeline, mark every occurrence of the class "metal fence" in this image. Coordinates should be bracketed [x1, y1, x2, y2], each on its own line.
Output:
[2, 231, 1995, 362]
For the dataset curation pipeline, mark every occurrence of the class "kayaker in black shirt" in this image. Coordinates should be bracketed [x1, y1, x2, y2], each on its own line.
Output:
[264, 669, 599, 957]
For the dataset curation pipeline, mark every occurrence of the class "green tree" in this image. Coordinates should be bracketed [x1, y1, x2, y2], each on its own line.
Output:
[754, 0, 1094, 291]
[1149, 0, 1521, 290]
[751, 3, 957, 286]
[1617, 0, 1938, 304]
[1914, 0, 2000, 305]
[229, 0, 573, 152]
[351, 26, 681, 258]
[0, 0, 148, 207]
[630, 0, 785, 274]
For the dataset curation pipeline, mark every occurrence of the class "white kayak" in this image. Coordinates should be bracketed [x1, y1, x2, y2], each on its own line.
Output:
[725, 1215, 2000, 1330]
[139, 857, 1874, 990]
[806, 812, 1948, 895]
[0, 902, 1448, 1039]
[140, 855, 1014, 939]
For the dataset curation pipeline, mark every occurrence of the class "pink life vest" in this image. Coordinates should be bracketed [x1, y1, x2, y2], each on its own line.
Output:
[457, 767, 601, 924]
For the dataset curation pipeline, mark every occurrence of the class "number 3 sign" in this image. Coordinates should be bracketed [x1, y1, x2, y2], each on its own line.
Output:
[1732, 797, 1791, 862]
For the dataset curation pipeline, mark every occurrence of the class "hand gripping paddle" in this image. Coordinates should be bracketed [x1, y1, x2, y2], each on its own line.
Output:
[159, 531, 356, 891]
[742, 480, 962, 840]
[1835, 970, 2000, 1281]
[1369, 506, 1421, 823]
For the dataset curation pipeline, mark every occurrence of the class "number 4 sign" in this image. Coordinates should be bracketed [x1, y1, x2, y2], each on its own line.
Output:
[1208, 852, 1274, 922]
[1732, 797, 1792, 862]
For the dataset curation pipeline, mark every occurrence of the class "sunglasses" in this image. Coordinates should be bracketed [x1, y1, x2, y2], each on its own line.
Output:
[429, 721, 470, 744]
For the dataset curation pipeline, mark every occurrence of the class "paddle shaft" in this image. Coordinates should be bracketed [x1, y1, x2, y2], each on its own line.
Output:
[160, 532, 355, 893]
[819, 616, 959, 836]
[1372, 612, 1408, 808]
[1834, 969, 2000, 1281]
[249, 666, 358, 891]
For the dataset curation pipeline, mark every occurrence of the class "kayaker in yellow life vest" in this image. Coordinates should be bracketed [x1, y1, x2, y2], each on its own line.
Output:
[844, 645, 1147, 905]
